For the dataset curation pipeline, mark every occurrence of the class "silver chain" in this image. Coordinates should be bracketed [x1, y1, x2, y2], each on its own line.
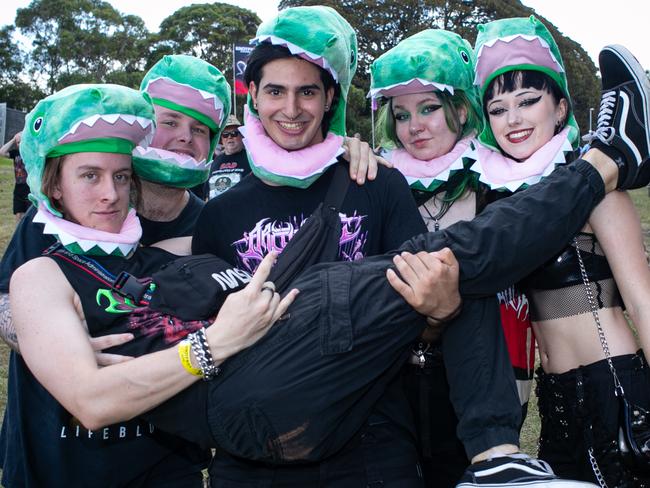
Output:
[574, 237, 626, 487]
[573, 237, 625, 396]
[588, 447, 609, 488]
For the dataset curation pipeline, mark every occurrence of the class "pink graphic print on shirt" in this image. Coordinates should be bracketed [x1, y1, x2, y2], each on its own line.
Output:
[233, 212, 368, 273]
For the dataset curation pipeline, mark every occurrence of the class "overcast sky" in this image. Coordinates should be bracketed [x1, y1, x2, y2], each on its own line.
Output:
[1, 0, 648, 71]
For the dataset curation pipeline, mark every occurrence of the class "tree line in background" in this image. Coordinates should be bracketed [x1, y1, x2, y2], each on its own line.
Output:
[0, 0, 601, 140]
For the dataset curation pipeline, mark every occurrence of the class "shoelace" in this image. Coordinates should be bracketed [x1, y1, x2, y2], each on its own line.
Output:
[583, 90, 617, 144]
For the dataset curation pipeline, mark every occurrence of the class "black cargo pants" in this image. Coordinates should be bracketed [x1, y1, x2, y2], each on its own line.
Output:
[148, 159, 605, 468]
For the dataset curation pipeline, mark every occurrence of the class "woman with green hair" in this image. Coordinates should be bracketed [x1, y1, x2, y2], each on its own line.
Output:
[473, 15, 650, 487]
[370, 29, 539, 487]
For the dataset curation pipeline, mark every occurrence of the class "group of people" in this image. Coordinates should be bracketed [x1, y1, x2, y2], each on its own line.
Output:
[0, 5, 649, 488]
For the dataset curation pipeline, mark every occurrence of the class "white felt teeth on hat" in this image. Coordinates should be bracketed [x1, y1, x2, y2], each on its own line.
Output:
[102, 114, 120, 124]
[474, 34, 564, 87]
[368, 78, 455, 100]
[33, 210, 137, 256]
[470, 138, 572, 192]
[145, 77, 225, 125]
[136, 117, 153, 129]
[198, 89, 216, 104]
[132, 146, 209, 170]
[60, 114, 155, 147]
[252, 35, 340, 83]
[390, 142, 475, 189]
[404, 155, 464, 188]
[477, 34, 563, 71]
[81, 114, 101, 129]
[197, 88, 225, 119]
[67, 114, 154, 135]
[141, 131, 154, 147]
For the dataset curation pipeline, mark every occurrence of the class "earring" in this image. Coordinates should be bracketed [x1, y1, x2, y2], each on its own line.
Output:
[254, 102, 258, 110]
[324, 105, 330, 111]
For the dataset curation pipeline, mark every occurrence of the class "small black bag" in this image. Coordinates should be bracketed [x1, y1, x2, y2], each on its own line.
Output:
[45, 244, 251, 322]
[149, 254, 251, 320]
[618, 393, 650, 474]
[268, 163, 349, 294]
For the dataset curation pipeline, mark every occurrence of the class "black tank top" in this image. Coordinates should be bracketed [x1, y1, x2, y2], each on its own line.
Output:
[0, 246, 210, 486]
[49, 246, 213, 356]
[521, 232, 623, 321]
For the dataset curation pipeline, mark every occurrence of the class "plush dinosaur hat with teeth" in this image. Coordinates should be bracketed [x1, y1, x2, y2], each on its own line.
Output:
[137, 54, 231, 188]
[369, 29, 478, 110]
[474, 15, 579, 151]
[22, 83, 156, 217]
[248, 6, 357, 138]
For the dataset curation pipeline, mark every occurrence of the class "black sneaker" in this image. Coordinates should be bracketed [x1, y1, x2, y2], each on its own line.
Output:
[585, 44, 650, 189]
[455, 454, 597, 487]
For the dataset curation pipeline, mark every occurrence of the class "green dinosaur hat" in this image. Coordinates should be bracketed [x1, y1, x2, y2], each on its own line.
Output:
[21, 84, 155, 217]
[137, 55, 231, 187]
[248, 5, 357, 137]
[370, 29, 479, 112]
[474, 16, 579, 151]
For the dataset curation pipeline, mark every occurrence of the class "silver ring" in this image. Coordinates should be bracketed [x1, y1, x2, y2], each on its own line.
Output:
[261, 281, 276, 293]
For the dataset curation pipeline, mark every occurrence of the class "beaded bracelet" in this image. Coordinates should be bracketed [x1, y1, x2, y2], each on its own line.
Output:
[178, 340, 203, 377]
[187, 328, 220, 380]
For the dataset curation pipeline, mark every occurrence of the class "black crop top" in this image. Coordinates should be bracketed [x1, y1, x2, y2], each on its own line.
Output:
[521, 232, 623, 321]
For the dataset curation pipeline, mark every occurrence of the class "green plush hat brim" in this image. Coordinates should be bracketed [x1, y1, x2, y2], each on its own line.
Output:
[48, 138, 135, 158]
[152, 98, 219, 132]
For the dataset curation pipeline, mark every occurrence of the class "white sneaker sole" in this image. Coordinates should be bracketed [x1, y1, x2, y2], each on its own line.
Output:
[456, 481, 598, 487]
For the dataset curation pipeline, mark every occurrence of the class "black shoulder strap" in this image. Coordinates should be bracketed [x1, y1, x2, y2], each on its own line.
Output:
[45, 244, 152, 305]
[323, 162, 350, 211]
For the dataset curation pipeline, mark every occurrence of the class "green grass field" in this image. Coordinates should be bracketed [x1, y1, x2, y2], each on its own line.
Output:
[0, 161, 648, 456]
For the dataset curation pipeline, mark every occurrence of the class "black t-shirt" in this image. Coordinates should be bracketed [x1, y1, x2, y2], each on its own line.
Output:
[189, 181, 208, 201]
[192, 160, 426, 436]
[0, 247, 208, 486]
[193, 161, 425, 271]
[139, 191, 204, 246]
[9, 149, 27, 186]
[206, 149, 251, 200]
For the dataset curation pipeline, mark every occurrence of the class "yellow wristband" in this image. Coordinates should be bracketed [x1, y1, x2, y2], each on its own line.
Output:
[178, 340, 203, 377]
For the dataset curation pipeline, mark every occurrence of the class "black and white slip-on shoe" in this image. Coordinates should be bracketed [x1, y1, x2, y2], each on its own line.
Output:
[585, 44, 650, 189]
[455, 454, 598, 487]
